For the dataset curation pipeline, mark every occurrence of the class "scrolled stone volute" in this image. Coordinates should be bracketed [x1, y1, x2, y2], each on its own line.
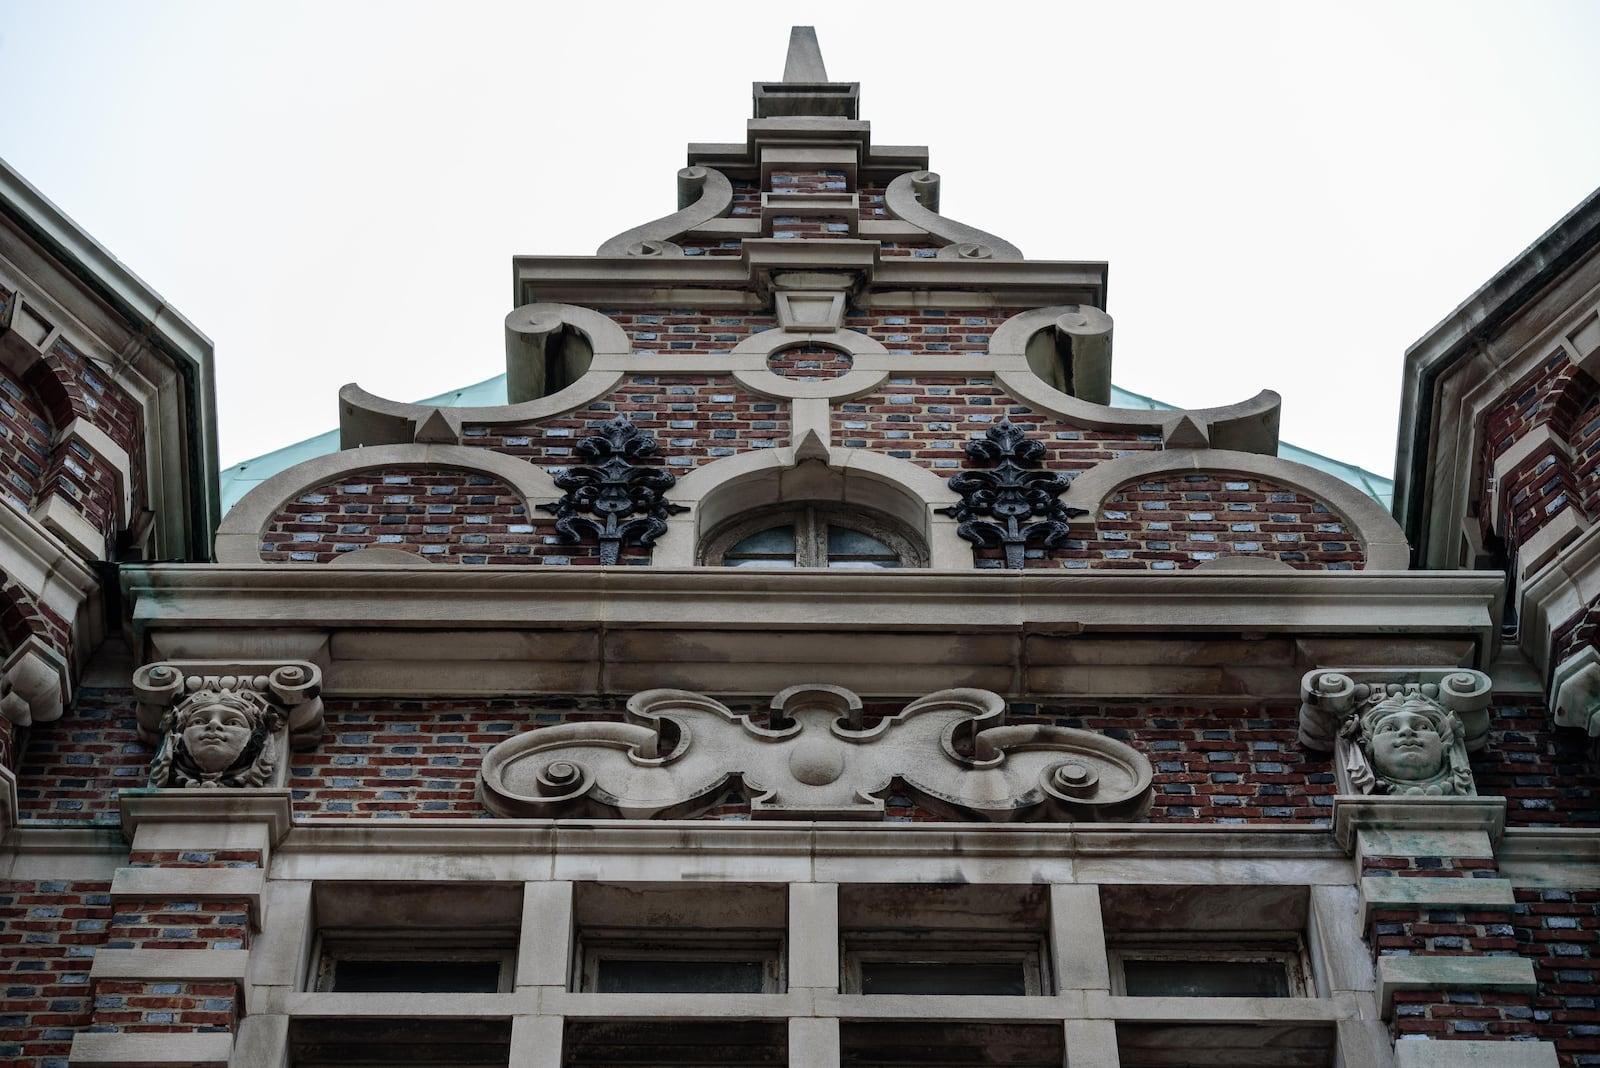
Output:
[1299, 667, 1492, 753]
[476, 684, 1154, 822]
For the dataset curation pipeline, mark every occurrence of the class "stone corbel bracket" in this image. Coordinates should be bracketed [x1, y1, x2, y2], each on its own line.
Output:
[1298, 667, 1493, 753]
[1550, 645, 1600, 760]
[595, 166, 736, 258]
[478, 684, 1154, 822]
[883, 172, 1023, 261]
[132, 661, 324, 749]
[0, 635, 71, 727]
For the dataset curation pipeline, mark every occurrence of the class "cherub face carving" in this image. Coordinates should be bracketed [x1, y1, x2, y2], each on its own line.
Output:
[180, 700, 255, 773]
[1368, 707, 1446, 782]
[151, 688, 282, 789]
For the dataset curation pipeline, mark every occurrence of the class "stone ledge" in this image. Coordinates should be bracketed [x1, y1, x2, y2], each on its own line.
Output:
[1393, 1038, 1560, 1067]
[118, 789, 293, 847]
[68, 1031, 233, 1067]
[90, 948, 250, 983]
[109, 867, 264, 924]
[1360, 876, 1516, 931]
[1332, 796, 1508, 855]
[1376, 954, 1537, 1014]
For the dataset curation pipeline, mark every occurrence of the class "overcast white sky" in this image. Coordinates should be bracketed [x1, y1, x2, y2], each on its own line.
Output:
[3, 1, 1598, 477]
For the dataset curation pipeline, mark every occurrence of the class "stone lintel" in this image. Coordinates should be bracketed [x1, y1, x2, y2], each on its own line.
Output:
[1376, 954, 1537, 1015]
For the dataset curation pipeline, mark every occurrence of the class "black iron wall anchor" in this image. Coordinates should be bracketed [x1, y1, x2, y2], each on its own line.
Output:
[539, 416, 687, 565]
[939, 419, 1085, 569]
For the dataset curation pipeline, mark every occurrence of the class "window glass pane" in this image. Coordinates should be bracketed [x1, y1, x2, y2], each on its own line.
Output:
[329, 958, 503, 993]
[859, 960, 1027, 996]
[722, 526, 797, 566]
[596, 958, 766, 993]
[1122, 959, 1291, 998]
[826, 526, 901, 567]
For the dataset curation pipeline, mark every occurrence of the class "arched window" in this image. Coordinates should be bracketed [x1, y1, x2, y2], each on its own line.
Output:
[701, 504, 926, 569]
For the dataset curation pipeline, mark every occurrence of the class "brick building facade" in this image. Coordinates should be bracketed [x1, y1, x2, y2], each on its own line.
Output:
[3, 26, 1598, 1068]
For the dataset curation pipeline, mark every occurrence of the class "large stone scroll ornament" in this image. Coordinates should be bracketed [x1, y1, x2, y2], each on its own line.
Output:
[133, 662, 324, 790]
[939, 419, 1085, 569]
[477, 685, 1153, 822]
[1299, 669, 1488, 797]
[539, 416, 688, 565]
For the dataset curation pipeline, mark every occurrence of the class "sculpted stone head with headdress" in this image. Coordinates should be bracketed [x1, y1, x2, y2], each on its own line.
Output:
[149, 687, 284, 789]
[1338, 690, 1474, 797]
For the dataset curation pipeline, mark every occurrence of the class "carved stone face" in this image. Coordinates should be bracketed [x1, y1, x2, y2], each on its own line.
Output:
[180, 701, 254, 773]
[1368, 709, 1445, 782]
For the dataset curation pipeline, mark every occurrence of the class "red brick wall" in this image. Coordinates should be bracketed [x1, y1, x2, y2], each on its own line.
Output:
[13, 687, 145, 823]
[257, 466, 551, 565]
[1472, 699, 1600, 827]
[0, 363, 52, 509]
[0, 879, 111, 1068]
[1, 580, 72, 661]
[1072, 475, 1364, 572]
[1517, 887, 1600, 1064]
[836, 377, 1157, 470]
[464, 377, 787, 471]
[598, 309, 777, 355]
[844, 308, 1002, 351]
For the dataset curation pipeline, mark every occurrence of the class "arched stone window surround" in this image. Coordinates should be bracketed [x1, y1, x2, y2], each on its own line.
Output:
[1065, 449, 1411, 570]
[700, 501, 928, 568]
[653, 436, 965, 568]
[215, 444, 558, 564]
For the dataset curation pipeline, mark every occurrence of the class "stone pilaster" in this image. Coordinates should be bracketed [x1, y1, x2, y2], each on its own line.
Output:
[1334, 796, 1559, 1066]
[67, 790, 289, 1067]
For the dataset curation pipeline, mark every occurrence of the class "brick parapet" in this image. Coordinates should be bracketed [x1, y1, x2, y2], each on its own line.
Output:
[598, 309, 778, 355]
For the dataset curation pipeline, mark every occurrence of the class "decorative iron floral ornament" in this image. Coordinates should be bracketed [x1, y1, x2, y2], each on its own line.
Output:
[939, 419, 1084, 569]
[477, 684, 1154, 822]
[539, 416, 687, 565]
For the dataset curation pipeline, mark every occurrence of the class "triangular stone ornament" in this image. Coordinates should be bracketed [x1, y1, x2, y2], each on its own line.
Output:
[1162, 414, 1210, 448]
[793, 428, 830, 462]
[413, 408, 461, 444]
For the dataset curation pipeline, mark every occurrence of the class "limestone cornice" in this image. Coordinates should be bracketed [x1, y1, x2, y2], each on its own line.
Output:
[275, 818, 1348, 885]
[123, 566, 1504, 697]
[513, 254, 1107, 310]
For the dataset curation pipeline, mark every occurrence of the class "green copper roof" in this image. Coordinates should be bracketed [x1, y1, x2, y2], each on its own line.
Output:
[219, 376, 1395, 514]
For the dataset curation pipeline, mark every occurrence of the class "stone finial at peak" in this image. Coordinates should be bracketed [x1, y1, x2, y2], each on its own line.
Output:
[754, 27, 858, 120]
[783, 26, 828, 82]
